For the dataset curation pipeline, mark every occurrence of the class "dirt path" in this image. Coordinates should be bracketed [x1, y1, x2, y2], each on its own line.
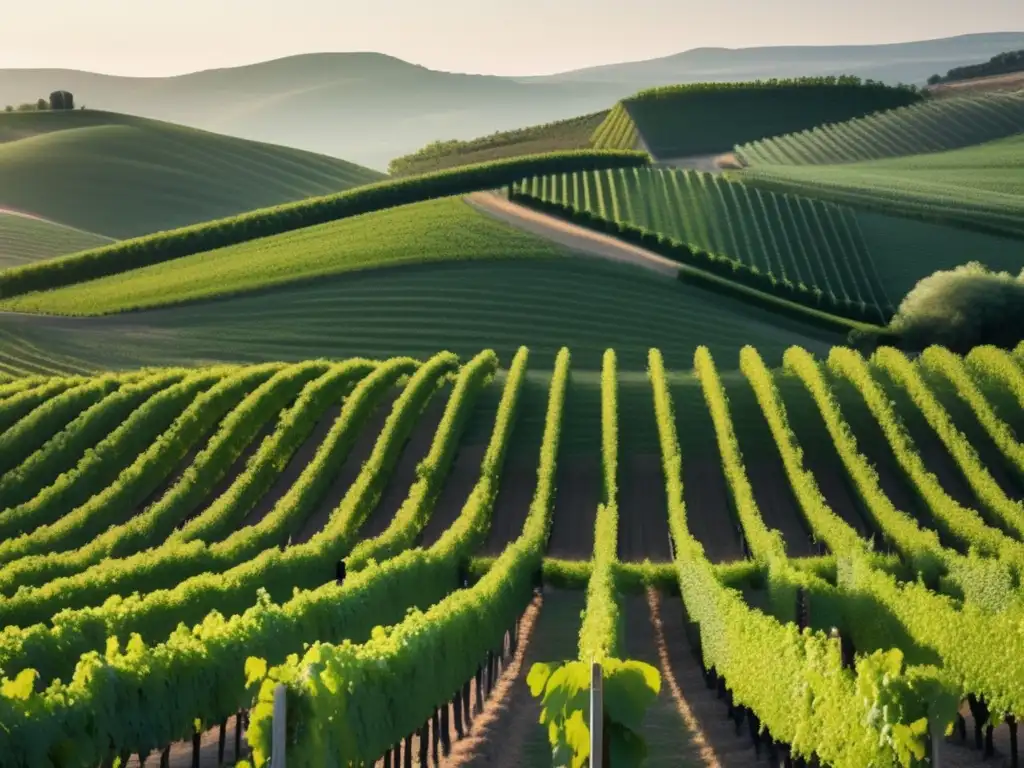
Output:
[619, 453, 673, 562]
[338, 393, 451, 544]
[547, 458, 600, 559]
[654, 154, 740, 174]
[449, 589, 584, 768]
[464, 192, 679, 279]
[239, 404, 343, 530]
[674, 382, 746, 563]
[421, 444, 487, 546]
[481, 460, 539, 555]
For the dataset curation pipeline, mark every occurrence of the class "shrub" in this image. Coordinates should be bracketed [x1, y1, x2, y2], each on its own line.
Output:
[888, 262, 1024, 352]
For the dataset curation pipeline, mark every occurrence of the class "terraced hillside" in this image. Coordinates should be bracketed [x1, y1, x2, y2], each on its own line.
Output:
[739, 133, 1024, 239]
[602, 77, 923, 158]
[387, 111, 607, 175]
[512, 167, 893, 322]
[0, 110, 384, 241]
[0, 213, 112, 269]
[0, 343, 1021, 767]
[736, 91, 1024, 166]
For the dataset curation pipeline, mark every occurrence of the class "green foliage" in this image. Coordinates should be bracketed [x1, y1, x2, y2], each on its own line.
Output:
[737, 91, 1024, 167]
[388, 112, 607, 175]
[622, 77, 922, 158]
[0, 149, 649, 301]
[590, 104, 638, 151]
[528, 658, 661, 767]
[739, 134, 1024, 240]
[931, 49, 1024, 85]
[888, 262, 1024, 352]
[1, 198, 575, 315]
[0, 214, 112, 270]
[511, 168, 891, 324]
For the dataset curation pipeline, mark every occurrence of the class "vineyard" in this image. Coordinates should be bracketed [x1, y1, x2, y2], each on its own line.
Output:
[0, 342, 1021, 766]
[735, 91, 1024, 167]
[738, 134, 1024, 239]
[618, 78, 923, 158]
[510, 167, 893, 322]
[0, 214, 112, 270]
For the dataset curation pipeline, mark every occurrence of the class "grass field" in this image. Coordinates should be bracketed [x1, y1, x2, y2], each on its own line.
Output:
[736, 91, 1024, 166]
[513, 167, 893, 319]
[0, 256, 840, 374]
[0, 110, 384, 239]
[387, 111, 607, 175]
[738, 134, 1024, 238]
[0, 213, 112, 269]
[0, 198, 572, 315]
[1, 343, 1021, 766]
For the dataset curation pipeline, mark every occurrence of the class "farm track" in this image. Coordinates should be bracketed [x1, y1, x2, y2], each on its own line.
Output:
[238, 404, 345, 531]
[726, 380, 817, 557]
[345, 393, 451, 543]
[673, 381, 745, 563]
[879, 378, 982, 512]
[927, 374, 1024, 503]
[775, 378, 880, 543]
[198, 418, 278, 520]
[451, 589, 584, 768]
[547, 458, 600, 559]
[644, 589, 765, 767]
[420, 444, 487, 546]
[619, 453, 672, 561]
[464, 191, 680, 278]
[829, 379, 945, 539]
[481, 460, 539, 555]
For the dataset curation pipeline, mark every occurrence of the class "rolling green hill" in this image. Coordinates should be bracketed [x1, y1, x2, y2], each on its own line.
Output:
[736, 91, 1024, 166]
[611, 78, 924, 159]
[388, 112, 607, 176]
[0, 198, 570, 315]
[739, 134, 1024, 239]
[0, 110, 384, 240]
[0, 213, 112, 269]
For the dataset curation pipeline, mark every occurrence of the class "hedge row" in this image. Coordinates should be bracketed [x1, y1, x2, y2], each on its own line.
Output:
[508, 189, 884, 328]
[0, 150, 651, 300]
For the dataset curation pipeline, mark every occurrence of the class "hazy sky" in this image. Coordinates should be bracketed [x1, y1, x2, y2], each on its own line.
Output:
[3, 0, 1023, 76]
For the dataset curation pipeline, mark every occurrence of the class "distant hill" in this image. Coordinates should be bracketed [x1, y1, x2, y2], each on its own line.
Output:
[2, 34, 1023, 170]
[927, 48, 1024, 85]
[0, 109, 382, 240]
[524, 32, 1024, 87]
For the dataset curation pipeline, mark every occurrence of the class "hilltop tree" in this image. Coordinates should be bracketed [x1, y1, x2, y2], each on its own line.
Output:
[49, 91, 74, 110]
[35, 98, 48, 111]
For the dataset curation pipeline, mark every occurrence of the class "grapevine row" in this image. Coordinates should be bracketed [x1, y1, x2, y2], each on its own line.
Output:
[0, 358, 405, 626]
[242, 349, 570, 764]
[0, 375, 90, 434]
[0, 369, 189, 510]
[0, 361, 344, 594]
[0, 355, 454, 681]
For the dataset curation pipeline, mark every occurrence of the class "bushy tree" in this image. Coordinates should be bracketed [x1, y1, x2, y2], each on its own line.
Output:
[35, 98, 48, 111]
[49, 91, 74, 110]
[886, 262, 1024, 352]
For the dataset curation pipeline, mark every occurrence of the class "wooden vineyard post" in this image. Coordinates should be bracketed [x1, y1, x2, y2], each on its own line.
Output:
[217, 719, 227, 765]
[235, 710, 244, 762]
[590, 660, 604, 768]
[271, 682, 287, 768]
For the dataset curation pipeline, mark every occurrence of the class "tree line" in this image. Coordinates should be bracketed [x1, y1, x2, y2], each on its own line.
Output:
[928, 49, 1024, 85]
[3, 90, 77, 113]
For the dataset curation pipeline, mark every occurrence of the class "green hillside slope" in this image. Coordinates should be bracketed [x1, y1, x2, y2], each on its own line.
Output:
[739, 134, 1024, 238]
[0, 198, 572, 314]
[0, 213, 112, 269]
[0, 256, 839, 374]
[736, 91, 1024, 166]
[0, 110, 384, 239]
[620, 78, 923, 158]
[388, 112, 607, 175]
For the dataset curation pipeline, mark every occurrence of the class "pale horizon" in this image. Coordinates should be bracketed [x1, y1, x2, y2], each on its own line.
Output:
[2, 0, 1023, 78]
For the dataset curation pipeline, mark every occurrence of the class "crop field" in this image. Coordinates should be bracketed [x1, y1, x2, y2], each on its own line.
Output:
[738, 134, 1024, 239]
[387, 111, 608, 175]
[0, 213, 112, 269]
[618, 77, 923, 158]
[0, 342, 1021, 767]
[0, 110, 384, 241]
[735, 91, 1024, 166]
[0, 254, 840, 374]
[511, 167, 894, 322]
